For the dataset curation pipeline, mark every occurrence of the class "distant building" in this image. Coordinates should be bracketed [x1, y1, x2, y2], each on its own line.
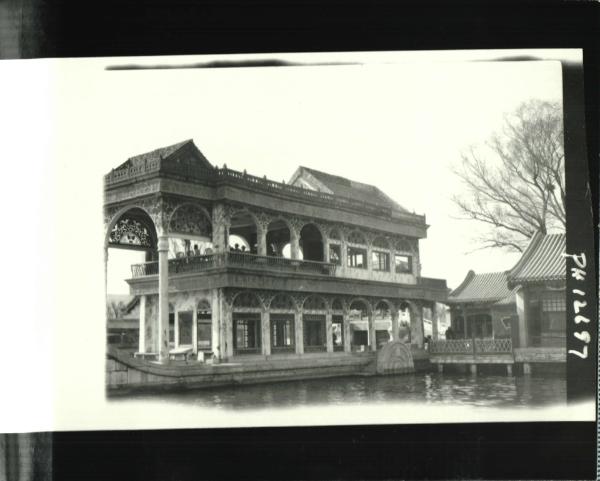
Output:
[447, 271, 518, 340]
[106, 294, 139, 346]
[507, 232, 566, 349]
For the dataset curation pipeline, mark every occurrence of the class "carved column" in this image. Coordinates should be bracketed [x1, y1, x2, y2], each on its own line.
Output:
[431, 302, 439, 341]
[211, 203, 230, 254]
[343, 309, 351, 353]
[255, 212, 270, 256]
[295, 310, 304, 354]
[262, 310, 271, 356]
[325, 312, 333, 353]
[157, 235, 170, 363]
[289, 217, 303, 260]
[138, 295, 146, 353]
[174, 311, 180, 348]
[391, 309, 399, 342]
[410, 301, 425, 348]
[257, 227, 267, 256]
[211, 289, 222, 362]
[192, 308, 198, 354]
[368, 308, 376, 351]
[367, 305, 377, 351]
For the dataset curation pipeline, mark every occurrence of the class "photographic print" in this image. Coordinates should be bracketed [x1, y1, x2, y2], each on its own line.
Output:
[0, 49, 595, 435]
[96, 50, 594, 425]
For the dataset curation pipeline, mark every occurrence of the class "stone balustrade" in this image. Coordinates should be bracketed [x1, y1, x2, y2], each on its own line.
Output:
[131, 251, 337, 278]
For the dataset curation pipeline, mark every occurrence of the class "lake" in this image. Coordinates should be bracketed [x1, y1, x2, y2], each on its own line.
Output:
[115, 370, 566, 410]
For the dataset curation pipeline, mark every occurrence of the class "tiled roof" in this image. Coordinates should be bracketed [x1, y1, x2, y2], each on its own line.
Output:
[115, 139, 212, 170]
[291, 166, 409, 212]
[507, 232, 566, 286]
[448, 270, 515, 304]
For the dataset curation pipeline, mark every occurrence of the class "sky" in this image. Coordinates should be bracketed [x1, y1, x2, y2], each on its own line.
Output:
[93, 52, 565, 294]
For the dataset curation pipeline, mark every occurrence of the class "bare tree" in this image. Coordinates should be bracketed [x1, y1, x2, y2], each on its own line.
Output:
[452, 99, 565, 252]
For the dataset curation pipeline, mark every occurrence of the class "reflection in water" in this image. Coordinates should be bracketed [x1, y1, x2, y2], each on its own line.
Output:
[117, 372, 566, 410]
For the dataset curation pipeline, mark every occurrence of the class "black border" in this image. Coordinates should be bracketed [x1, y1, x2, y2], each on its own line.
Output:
[4, 1, 598, 480]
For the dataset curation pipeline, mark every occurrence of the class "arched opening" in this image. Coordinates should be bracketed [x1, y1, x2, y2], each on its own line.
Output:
[232, 291, 262, 355]
[106, 207, 157, 350]
[397, 301, 412, 343]
[374, 300, 393, 347]
[197, 299, 212, 353]
[168, 204, 213, 258]
[229, 210, 257, 253]
[266, 219, 291, 258]
[331, 298, 345, 351]
[348, 299, 370, 351]
[299, 224, 324, 262]
[303, 296, 327, 352]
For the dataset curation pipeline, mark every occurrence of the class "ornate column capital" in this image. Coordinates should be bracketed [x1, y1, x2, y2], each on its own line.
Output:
[157, 235, 169, 252]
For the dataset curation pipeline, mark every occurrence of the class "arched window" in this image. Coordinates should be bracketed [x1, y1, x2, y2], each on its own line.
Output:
[233, 291, 261, 309]
[169, 204, 212, 238]
[348, 299, 370, 351]
[303, 295, 327, 311]
[299, 224, 324, 262]
[270, 293, 295, 310]
[347, 231, 366, 245]
[196, 299, 212, 351]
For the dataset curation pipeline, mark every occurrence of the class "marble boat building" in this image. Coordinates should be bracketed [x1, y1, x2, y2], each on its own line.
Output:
[105, 140, 566, 392]
[104, 140, 449, 390]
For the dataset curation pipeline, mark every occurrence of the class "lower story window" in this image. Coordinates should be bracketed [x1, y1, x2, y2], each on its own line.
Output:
[233, 314, 261, 353]
[303, 314, 326, 351]
[197, 316, 212, 351]
[271, 314, 295, 351]
[332, 315, 344, 351]
[541, 294, 566, 332]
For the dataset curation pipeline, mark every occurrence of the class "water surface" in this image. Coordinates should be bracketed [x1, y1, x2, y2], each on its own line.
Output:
[114, 372, 566, 410]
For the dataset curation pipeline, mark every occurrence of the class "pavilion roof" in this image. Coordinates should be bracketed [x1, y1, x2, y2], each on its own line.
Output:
[507, 232, 566, 287]
[289, 166, 410, 212]
[448, 270, 516, 305]
[114, 139, 213, 171]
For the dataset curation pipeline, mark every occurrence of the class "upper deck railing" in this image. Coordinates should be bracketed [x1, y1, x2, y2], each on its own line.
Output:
[131, 251, 337, 278]
[105, 161, 426, 224]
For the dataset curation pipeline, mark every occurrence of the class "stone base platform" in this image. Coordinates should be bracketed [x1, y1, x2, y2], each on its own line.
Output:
[107, 348, 377, 395]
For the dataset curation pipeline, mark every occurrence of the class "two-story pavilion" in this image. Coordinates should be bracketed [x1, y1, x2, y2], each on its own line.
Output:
[104, 140, 448, 365]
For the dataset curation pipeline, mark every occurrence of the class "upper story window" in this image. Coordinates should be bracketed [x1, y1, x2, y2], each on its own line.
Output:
[348, 246, 367, 269]
[394, 254, 412, 273]
[372, 251, 390, 271]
